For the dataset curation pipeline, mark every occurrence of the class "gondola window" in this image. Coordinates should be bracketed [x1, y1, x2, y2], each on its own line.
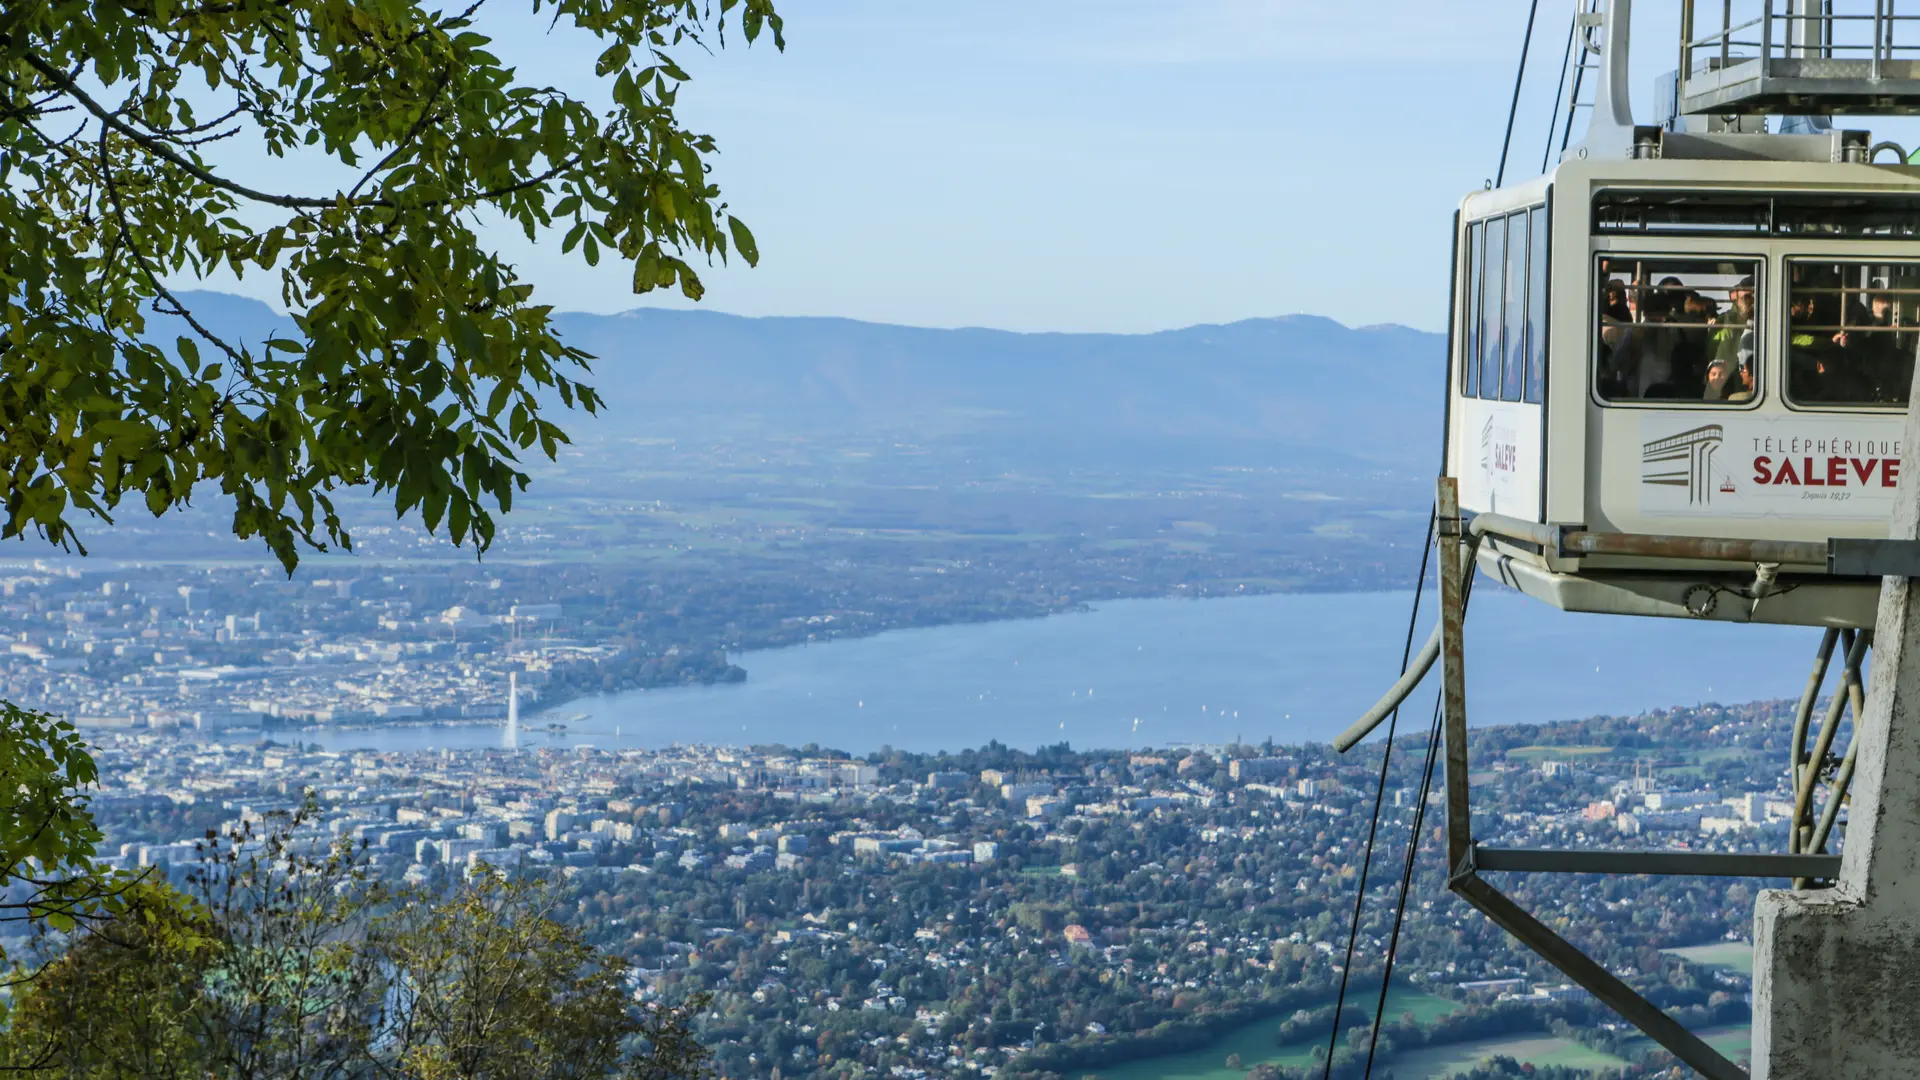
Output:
[1785, 260, 1920, 408]
[1464, 221, 1484, 398]
[1501, 213, 1528, 402]
[1594, 257, 1760, 404]
[1466, 220, 1482, 397]
[1479, 218, 1506, 399]
[1524, 206, 1547, 403]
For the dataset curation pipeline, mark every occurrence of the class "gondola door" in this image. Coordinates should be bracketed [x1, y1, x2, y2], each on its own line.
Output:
[1456, 206, 1548, 522]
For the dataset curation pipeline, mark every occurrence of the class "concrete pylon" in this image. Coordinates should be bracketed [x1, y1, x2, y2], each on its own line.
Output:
[1752, 383, 1920, 1076]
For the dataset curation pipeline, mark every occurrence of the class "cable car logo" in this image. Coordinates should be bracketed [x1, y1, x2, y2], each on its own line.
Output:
[1480, 417, 1519, 475]
[1641, 425, 1724, 506]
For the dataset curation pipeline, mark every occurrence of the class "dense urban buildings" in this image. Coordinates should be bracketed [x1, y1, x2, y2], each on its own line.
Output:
[73, 695, 1785, 1078]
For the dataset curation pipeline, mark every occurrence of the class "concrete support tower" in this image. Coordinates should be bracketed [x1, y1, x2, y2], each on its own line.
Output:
[1752, 367, 1920, 1076]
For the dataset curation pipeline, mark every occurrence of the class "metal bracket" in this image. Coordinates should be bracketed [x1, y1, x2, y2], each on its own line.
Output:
[1434, 479, 1749, 1080]
[1828, 539, 1920, 578]
[1448, 874, 1747, 1080]
[1474, 846, 1839, 880]
[1464, 518, 1920, 579]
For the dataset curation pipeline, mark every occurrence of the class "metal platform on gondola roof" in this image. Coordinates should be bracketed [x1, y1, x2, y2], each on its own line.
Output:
[1679, 0, 1920, 117]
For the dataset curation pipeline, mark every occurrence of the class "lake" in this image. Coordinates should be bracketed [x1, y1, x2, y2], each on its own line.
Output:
[286, 588, 1831, 755]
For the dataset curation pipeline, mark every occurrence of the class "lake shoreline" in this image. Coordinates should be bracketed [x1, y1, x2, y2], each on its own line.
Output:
[219, 589, 1828, 756]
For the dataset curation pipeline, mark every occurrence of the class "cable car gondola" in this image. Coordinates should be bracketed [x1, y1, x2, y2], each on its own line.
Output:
[1448, 0, 1920, 629]
[1336, 6, 1920, 1076]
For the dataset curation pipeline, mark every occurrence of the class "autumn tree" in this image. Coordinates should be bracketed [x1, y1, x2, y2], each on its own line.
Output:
[371, 873, 714, 1080]
[0, 882, 217, 1078]
[1, 811, 715, 1079]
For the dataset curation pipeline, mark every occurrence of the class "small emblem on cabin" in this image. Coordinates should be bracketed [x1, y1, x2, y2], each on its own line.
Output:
[1641, 424, 1725, 505]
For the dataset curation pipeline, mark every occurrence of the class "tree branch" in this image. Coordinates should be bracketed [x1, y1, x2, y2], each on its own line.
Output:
[22, 48, 583, 213]
[21, 48, 351, 210]
[346, 62, 454, 201]
[97, 126, 256, 379]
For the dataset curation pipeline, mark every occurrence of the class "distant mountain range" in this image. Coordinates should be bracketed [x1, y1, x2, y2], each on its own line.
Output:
[153, 291, 1445, 469]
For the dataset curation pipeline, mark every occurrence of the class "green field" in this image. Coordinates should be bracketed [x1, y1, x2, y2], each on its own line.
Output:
[1094, 990, 1462, 1080]
[1664, 941, 1756, 976]
[1615, 1022, 1752, 1065]
[1502, 745, 1614, 761]
[1096, 1010, 1640, 1080]
[1696, 1024, 1754, 1060]
[1380, 1034, 1631, 1078]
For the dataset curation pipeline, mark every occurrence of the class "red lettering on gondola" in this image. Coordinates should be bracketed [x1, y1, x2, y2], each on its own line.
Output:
[1735, 455, 1901, 491]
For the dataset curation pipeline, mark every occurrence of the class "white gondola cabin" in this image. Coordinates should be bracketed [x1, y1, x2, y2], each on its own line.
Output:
[1446, 1, 1920, 629]
[1396, 7, 1920, 1077]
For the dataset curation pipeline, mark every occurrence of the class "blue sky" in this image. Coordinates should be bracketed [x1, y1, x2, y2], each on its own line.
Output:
[488, 0, 1547, 333]
[193, 1, 1896, 334]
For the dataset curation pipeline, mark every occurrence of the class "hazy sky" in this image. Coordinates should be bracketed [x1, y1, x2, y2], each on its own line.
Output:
[190, 1, 1883, 333]
[488, 0, 1551, 333]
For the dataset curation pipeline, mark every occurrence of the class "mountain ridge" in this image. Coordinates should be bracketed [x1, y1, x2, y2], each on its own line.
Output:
[153, 291, 1444, 467]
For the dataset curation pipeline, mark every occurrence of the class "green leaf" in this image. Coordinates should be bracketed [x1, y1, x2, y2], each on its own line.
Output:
[726, 215, 759, 266]
[0, 0, 774, 580]
[595, 42, 632, 77]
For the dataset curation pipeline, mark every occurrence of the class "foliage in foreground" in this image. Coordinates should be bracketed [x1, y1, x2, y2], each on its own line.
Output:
[0, 0, 785, 1036]
[0, 811, 710, 1080]
[3, 0, 780, 572]
[0, 700, 151, 940]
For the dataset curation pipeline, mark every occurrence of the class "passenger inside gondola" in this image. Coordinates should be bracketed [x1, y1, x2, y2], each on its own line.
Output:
[1788, 285, 1851, 402]
[1658, 276, 1708, 395]
[1787, 262, 1917, 406]
[1859, 283, 1919, 400]
[1600, 276, 1673, 398]
[1596, 260, 1756, 403]
[1706, 278, 1756, 401]
[1703, 356, 1752, 400]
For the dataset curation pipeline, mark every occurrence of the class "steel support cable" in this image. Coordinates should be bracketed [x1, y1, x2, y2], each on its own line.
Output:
[1336, 521, 1541, 753]
[1788, 628, 1841, 854]
[1541, 12, 1578, 174]
[1366, 695, 1445, 1076]
[1496, 0, 1545, 186]
[1365, 568, 1477, 1078]
[1319, 509, 1437, 1080]
[1335, 43, 1509, 1061]
[1804, 633, 1872, 885]
[1790, 630, 1869, 840]
[1335, 629, 1439, 753]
